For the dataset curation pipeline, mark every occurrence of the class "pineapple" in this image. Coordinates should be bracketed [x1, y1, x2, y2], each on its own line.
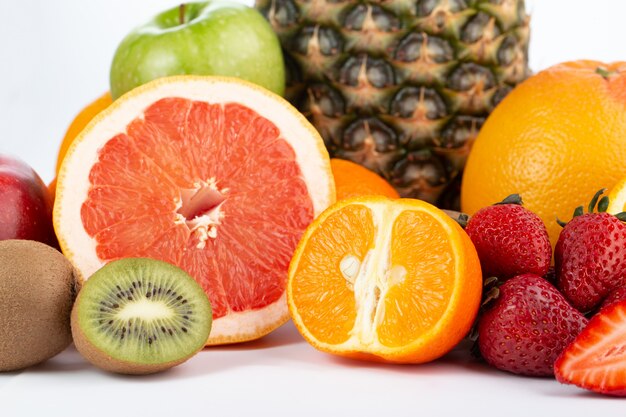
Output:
[255, 0, 530, 208]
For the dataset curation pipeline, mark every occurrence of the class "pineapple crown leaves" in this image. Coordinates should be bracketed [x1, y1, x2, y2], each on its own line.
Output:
[556, 188, 626, 227]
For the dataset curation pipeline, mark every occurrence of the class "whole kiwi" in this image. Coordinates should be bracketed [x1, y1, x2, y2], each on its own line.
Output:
[0, 240, 79, 371]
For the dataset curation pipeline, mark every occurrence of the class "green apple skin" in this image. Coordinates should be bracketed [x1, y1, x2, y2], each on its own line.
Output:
[110, 1, 285, 99]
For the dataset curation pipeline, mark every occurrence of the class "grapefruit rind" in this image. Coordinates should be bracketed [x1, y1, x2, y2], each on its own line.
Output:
[287, 196, 482, 363]
[206, 294, 289, 345]
[54, 75, 335, 345]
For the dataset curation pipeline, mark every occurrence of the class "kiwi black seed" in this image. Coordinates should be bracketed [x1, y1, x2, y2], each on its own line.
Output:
[0, 239, 79, 372]
[71, 258, 212, 375]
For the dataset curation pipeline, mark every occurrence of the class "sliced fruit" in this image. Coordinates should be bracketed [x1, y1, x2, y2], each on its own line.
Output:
[607, 175, 626, 215]
[555, 300, 626, 396]
[54, 76, 335, 345]
[287, 196, 482, 363]
[330, 158, 399, 201]
[56, 92, 112, 174]
[71, 258, 211, 375]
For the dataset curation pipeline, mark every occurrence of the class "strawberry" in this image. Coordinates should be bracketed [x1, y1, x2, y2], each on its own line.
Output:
[600, 286, 626, 310]
[465, 195, 551, 280]
[555, 189, 626, 312]
[555, 300, 626, 396]
[478, 274, 588, 376]
[543, 266, 557, 285]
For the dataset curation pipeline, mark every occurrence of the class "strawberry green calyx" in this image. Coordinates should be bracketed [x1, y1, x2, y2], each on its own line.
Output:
[481, 277, 501, 308]
[469, 276, 500, 359]
[456, 213, 469, 228]
[557, 189, 622, 228]
[494, 194, 523, 206]
[469, 276, 500, 341]
[588, 188, 607, 213]
[572, 206, 584, 218]
[443, 210, 469, 228]
[597, 196, 610, 213]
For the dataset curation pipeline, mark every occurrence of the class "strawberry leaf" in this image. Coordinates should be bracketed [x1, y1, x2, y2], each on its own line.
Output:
[455, 213, 469, 228]
[495, 194, 523, 206]
[588, 188, 607, 213]
[481, 287, 500, 307]
[573, 206, 584, 218]
[598, 196, 610, 213]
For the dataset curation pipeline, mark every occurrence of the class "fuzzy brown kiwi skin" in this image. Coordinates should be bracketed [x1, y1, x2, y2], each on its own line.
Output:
[70, 288, 203, 375]
[0, 240, 80, 372]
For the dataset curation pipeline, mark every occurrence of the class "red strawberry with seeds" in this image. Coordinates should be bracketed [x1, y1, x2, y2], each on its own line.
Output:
[465, 195, 551, 280]
[555, 300, 626, 396]
[600, 286, 626, 310]
[555, 189, 626, 312]
[478, 274, 588, 376]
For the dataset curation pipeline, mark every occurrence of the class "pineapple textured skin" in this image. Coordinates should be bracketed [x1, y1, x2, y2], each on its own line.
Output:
[256, 0, 530, 208]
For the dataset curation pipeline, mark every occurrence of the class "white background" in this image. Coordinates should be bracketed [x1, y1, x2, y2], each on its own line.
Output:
[1, 1, 626, 416]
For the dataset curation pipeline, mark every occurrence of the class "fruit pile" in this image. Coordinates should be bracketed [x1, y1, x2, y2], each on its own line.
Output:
[465, 191, 626, 395]
[2, 0, 626, 400]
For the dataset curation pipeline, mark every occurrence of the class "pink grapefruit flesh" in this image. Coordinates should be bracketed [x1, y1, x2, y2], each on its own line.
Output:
[81, 98, 314, 320]
[54, 76, 335, 344]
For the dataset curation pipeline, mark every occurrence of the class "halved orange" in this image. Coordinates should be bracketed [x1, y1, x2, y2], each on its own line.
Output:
[54, 76, 335, 345]
[288, 196, 482, 363]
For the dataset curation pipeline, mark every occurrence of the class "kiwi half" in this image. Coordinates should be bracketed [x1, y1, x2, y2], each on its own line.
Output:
[71, 258, 212, 375]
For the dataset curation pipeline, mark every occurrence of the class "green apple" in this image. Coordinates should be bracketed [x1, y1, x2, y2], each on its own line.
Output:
[110, 1, 285, 99]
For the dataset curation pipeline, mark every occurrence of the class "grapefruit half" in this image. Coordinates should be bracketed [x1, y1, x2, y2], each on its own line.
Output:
[54, 76, 335, 345]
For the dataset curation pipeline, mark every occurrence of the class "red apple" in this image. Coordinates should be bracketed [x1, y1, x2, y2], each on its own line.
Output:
[0, 155, 58, 248]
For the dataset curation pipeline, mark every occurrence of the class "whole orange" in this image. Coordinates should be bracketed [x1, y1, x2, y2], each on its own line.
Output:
[331, 158, 399, 200]
[56, 92, 112, 173]
[462, 61, 626, 248]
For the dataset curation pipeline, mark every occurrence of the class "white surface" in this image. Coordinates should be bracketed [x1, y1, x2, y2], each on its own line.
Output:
[0, 322, 624, 417]
[1, 1, 626, 415]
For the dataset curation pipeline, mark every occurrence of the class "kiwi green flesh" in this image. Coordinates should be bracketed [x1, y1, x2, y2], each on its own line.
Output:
[74, 258, 211, 369]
